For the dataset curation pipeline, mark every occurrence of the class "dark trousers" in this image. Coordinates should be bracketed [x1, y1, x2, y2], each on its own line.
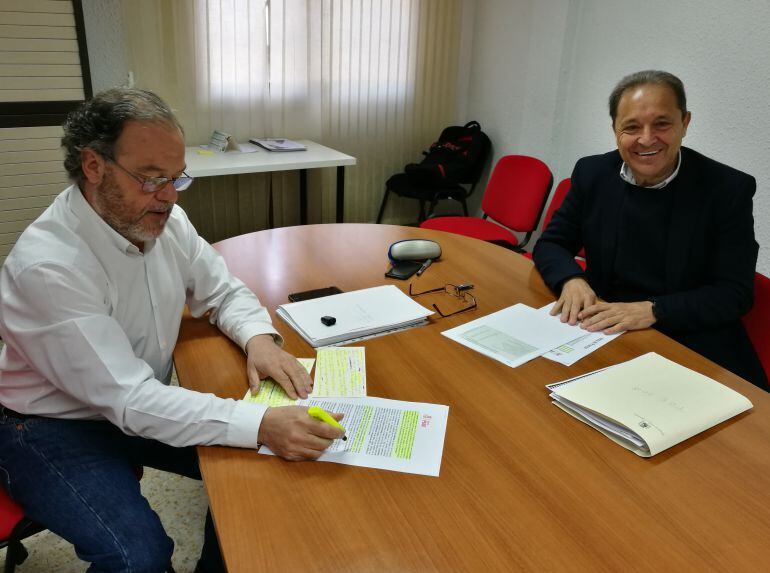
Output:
[0, 412, 225, 573]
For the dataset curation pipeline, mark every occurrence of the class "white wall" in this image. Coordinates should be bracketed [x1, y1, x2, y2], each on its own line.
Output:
[464, 0, 770, 274]
[81, 0, 129, 92]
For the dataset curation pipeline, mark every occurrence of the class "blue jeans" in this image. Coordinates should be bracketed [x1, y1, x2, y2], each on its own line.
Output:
[0, 411, 225, 573]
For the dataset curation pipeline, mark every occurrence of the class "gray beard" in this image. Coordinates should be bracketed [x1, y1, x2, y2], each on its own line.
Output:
[92, 173, 170, 245]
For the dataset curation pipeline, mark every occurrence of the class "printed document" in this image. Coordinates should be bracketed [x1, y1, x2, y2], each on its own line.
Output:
[243, 349, 369, 405]
[243, 358, 316, 407]
[313, 347, 366, 397]
[259, 396, 449, 476]
[441, 303, 581, 368]
[537, 303, 622, 366]
[547, 352, 753, 456]
[277, 285, 433, 347]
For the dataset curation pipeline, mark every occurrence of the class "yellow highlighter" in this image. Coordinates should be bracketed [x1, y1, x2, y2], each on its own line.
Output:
[308, 406, 347, 441]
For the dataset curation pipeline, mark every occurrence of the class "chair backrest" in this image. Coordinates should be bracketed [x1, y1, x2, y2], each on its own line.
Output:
[481, 155, 553, 233]
[542, 177, 571, 231]
[742, 272, 770, 380]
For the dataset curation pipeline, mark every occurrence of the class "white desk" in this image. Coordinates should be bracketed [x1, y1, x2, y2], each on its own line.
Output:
[184, 140, 356, 224]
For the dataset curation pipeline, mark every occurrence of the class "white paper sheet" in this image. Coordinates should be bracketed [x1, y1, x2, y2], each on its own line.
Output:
[537, 303, 622, 366]
[441, 303, 581, 368]
[259, 396, 449, 477]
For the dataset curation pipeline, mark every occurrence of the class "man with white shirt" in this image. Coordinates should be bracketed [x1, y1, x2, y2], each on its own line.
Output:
[533, 70, 766, 389]
[0, 89, 343, 573]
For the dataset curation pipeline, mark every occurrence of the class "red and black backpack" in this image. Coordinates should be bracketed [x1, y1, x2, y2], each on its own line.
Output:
[404, 121, 491, 187]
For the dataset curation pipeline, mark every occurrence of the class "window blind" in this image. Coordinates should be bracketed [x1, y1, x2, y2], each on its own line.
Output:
[0, 0, 89, 266]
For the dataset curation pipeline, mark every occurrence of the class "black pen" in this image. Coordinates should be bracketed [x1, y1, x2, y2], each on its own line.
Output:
[416, 258, 433, 276]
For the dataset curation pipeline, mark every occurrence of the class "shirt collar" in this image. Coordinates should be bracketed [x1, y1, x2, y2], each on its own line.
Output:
[619, 149, 682, 189]
[67, 185, 145, 255]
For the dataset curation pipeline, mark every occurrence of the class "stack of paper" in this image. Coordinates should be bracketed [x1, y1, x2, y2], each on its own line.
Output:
[277, 285, 433, 347]
[547, 352, 753, 457]
[249, 138, 307, 151]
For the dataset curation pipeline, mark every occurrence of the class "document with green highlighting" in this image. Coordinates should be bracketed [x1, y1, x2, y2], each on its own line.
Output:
[242, 358, 315, 406]
[442, 303, 581, 368]
[259, 396, 449, 476]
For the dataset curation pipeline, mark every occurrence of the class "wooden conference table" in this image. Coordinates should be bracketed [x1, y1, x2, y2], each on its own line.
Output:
[184, 140, 356, 224]
[174, 224, 770, 572]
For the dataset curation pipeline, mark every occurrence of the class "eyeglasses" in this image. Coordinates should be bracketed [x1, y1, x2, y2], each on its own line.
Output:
[409, 282, 477, 318]
[108, 159, 194, 193]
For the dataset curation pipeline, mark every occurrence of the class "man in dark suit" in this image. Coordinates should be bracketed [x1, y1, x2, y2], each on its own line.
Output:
[533, 70, 767, 389]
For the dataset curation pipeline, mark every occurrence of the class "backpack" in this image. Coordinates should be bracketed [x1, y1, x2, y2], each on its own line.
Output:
[404, 121, 491, 187]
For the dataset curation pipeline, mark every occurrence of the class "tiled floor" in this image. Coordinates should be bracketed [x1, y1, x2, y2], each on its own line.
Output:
[1, 468, 208, 573]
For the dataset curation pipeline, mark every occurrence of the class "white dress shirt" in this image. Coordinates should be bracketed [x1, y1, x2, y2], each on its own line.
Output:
[0, 185, 276, 448]
[619, 149, 682, 189]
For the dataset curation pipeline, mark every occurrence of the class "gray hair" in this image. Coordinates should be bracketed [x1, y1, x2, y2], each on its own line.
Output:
[608, 70, 687, 126]
[61, 88, 183, 186]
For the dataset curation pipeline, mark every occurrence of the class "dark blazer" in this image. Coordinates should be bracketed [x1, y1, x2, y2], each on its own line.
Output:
[533, 146, 766, 388]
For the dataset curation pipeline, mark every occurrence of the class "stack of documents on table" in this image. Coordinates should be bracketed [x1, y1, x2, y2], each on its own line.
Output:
[249, 138, 307, 151]
[277, 285, 433, 347]
[547, 352, 753, 457]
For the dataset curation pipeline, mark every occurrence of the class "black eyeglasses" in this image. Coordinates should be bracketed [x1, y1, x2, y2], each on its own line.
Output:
[108, 159, 194, 193]
[409, 282, 477, 318]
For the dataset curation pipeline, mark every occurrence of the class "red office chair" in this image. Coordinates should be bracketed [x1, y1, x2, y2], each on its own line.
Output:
[420, 155, 553, 252]
[742, 272, 770, 381]
[541, 177, 572, 232]
[521, 177, 586, 269]
[0, 488, 44, 573]
[0, 467, 145, 573]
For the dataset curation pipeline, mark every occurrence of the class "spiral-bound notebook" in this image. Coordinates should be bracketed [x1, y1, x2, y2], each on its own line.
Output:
[547, 352, 753, 457]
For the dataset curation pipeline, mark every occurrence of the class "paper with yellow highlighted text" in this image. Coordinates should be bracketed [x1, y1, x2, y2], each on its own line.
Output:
[312, 347, 366, 397]
[259, 396, 449, 477]
[242, 358, 315, 407]
[242, 348, 368, 405]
